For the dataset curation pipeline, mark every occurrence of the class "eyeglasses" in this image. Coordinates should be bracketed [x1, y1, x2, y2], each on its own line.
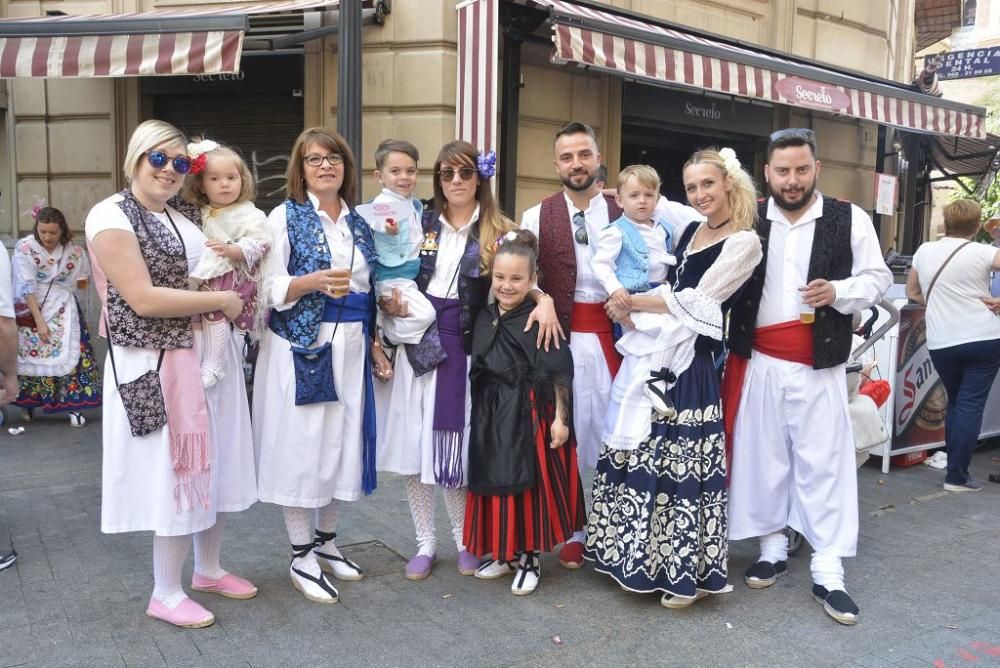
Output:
[303, 154, 344, 168]
[769, 128, 816, 144]
[146, 151, 192, 174]
[572, 211, 588, 245]
[437, 167, 477, 183]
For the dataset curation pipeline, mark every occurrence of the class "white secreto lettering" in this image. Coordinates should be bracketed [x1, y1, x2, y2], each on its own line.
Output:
[683, 101, 721, 120]
[794, 84, 833, 105]
[193, 72, 246, 82]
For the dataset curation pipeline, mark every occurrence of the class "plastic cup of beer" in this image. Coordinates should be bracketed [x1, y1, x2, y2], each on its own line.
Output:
[76, 278, 88, 290]
[330, 268, 351, 298]
[799, 298, 815, 324]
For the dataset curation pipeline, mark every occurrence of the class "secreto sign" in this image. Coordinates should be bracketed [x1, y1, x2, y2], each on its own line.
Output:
[926, 48, 1000, 80]
[775, 77, 851, 113]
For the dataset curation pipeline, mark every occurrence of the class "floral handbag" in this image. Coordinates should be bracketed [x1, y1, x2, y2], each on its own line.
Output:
[105, 316, 168, 437]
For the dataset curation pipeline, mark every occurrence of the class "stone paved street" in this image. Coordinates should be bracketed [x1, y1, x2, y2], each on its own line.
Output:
[1, 410, 999, 667]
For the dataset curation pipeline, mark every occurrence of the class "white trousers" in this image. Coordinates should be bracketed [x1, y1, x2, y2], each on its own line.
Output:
[728, 351, 858, 557]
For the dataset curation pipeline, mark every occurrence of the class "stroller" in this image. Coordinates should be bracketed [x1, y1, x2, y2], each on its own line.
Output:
[780, 299, 900, 556]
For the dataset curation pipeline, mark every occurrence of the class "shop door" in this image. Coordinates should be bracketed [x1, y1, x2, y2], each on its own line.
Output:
[144, 55, 304, 214]
[621, 124, 760, 205]
[621, 83, 772, 206]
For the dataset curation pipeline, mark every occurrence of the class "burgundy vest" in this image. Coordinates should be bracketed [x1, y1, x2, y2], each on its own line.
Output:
[536, 191, 622, 337]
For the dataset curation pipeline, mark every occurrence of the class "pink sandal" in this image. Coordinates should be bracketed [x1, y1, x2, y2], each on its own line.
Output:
[191, 572, 258, 600]
[146, 596, 215, 629]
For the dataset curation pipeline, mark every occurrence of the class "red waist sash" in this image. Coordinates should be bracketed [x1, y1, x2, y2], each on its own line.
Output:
[721, 321, 814, 481]
[570, 302, 621, 378]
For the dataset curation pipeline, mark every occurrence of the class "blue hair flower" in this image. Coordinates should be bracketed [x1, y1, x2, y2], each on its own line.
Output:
[477, 150, 497, 179]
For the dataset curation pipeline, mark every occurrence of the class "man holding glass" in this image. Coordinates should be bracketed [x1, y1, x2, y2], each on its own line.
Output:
[723, 128, 891, 625]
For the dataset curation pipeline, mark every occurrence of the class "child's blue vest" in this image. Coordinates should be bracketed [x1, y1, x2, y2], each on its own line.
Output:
[610, 215, 673, 293]
[372, 197, 423, 282]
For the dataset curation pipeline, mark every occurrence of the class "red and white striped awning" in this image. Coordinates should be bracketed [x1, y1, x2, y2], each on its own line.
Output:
[539, 0, 986, 140]
[0, 0, 338, 78]
[457, 0, 499, 154]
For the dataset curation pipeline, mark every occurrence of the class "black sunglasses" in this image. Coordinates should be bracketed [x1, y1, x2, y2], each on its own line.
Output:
[438, 167, 477, 183]
[572, 211, 588, 245]
[146, 150, 192, 174]
[769, 128, 816, 144]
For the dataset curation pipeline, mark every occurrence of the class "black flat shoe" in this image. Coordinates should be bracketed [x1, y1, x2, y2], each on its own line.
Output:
[812, 584, 859, 625]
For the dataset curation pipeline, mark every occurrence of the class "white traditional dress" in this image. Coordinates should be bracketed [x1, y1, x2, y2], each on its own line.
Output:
[374, 209, 477, 483]
[86, 195, 258, 536]
[12, 237, 101, 413]
[254, 194, 372, 506]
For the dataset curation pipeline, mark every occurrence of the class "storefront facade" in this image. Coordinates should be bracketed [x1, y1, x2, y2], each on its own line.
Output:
[0, 0, 984, 256]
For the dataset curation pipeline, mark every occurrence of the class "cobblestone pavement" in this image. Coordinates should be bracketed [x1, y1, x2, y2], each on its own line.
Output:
[1, 410, 999, 667]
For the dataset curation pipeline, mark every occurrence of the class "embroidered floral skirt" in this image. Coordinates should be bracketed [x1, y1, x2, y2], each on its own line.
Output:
[15, 304, 102, 413]
[464, 407, 585, 562]
[585, 352, 727, 596]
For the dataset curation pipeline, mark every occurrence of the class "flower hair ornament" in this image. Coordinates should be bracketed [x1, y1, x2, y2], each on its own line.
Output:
[477, 150, 497, 179]
[30, 196, 47, 220]
[186, 139, 219, 176]
[492, 230, 519, 251]
[718, 147, 741, 173]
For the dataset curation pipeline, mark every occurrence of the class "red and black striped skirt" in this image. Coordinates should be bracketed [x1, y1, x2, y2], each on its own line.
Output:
[463, 415, 585, 562]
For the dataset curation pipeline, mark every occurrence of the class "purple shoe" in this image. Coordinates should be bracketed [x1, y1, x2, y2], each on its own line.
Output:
[457, 550, 480, 576]
[405, 553, 436, 581]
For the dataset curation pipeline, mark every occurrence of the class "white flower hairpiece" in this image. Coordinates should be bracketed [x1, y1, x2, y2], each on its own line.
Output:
[718, 147, 741, 173]
[504, 231, 518, 242]
[187, 139, 219, 159]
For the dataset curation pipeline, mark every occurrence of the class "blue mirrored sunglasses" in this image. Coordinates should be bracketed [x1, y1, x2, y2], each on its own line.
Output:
[146, 150, 192, 174]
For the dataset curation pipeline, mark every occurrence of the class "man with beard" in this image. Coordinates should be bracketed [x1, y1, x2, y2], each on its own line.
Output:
[519, 122, 625, 569]
[723, 128, 891, 625]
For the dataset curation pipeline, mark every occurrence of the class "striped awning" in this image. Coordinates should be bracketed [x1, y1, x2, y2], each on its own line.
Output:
[457, 0, 499, 154]
[540, 0, 986, 140]
[0, 0, 338, 78]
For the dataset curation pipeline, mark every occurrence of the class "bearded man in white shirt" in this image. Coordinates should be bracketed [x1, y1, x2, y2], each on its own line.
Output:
[722, 128, 892, 626]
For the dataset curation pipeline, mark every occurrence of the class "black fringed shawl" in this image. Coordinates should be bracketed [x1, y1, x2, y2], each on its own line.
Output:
[467, 299, 575, 496]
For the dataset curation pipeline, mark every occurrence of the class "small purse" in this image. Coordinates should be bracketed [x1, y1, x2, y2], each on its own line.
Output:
[106, 325, 168, 437]
[13, 271, 57, 328]
[291, 341, 338, 405]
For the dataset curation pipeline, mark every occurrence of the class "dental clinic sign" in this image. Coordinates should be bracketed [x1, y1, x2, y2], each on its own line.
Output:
[926, 48, 1000, 80]
[775, 77, 851, 113]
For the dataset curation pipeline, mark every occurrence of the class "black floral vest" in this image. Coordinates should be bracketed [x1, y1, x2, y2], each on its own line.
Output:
[728, 197, 854, 370]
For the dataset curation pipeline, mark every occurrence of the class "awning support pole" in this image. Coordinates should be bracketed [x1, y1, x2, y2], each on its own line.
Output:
[338, 0, 363, 194]
[499, 2, 522, 216]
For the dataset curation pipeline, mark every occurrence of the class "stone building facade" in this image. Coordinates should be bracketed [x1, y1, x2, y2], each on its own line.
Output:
[0, 0, 929, 249]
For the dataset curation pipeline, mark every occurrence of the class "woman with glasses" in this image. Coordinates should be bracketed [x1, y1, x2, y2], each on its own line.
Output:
[253, 127, 389, 604]
[376, 140, 519, 582]
[12, 205, 101, 427]
[85, 120, 258, 629]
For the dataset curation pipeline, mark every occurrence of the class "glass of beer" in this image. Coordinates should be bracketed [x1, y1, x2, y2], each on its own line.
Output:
[76, 278, 89, 290]
[330, 267, 351, 298]
[799, 293, 815, 324]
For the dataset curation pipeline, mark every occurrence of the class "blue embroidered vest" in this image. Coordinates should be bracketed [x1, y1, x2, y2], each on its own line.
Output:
[268, 198, 378, 347]
[610, 216, 674, 294]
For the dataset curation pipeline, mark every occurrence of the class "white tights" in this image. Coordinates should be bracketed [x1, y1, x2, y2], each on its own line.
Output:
[405, 475, 467, 556]
[282, 501, 342, 578]
[152, 515, 232, 609]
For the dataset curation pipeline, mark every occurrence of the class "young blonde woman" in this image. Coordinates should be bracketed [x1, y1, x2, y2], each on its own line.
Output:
[586, 148, 763, 609]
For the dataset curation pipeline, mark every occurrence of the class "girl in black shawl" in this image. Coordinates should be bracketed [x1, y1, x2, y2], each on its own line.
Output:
[464, 229, 585, 596]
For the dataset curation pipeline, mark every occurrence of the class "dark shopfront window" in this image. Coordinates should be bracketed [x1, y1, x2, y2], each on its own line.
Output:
[141, 54, 305, 214]
[620, 84, 771, 204]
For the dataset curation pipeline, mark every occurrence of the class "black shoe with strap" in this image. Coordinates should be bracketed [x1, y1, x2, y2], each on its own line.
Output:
[289, 541, 339, 603]
[812, 584, 859, 625]
[313, 529, 364, 580]
[744, 560, 787, 589]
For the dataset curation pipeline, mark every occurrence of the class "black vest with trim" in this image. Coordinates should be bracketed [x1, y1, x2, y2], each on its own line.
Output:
[728, 196, 854, 370]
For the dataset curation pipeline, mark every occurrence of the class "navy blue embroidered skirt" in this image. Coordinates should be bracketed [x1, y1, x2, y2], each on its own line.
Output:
[585, 352, 728, 596]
